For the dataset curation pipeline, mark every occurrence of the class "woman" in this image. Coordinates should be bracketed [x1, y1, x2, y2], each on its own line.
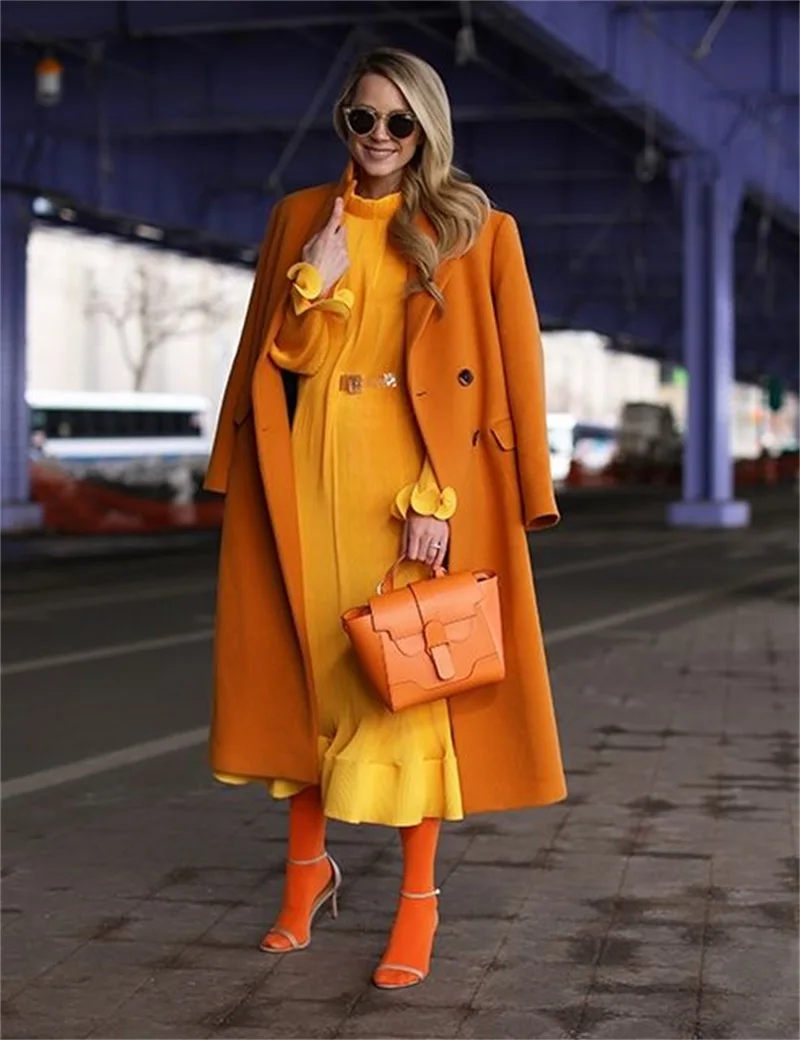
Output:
[205, 47, 566, 990]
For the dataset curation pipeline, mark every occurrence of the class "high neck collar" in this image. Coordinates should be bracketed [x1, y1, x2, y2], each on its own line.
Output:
[338, 160, 402, 219]
[345, 190, 402, 220]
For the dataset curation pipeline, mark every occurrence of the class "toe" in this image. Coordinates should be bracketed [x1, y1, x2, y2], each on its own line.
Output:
[373, 967, 422, 989]
[260, 932, 293, 951]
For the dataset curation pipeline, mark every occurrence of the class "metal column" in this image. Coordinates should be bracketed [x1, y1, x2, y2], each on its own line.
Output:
[667, 158, 751, 529]
[1, 193, 42, 532]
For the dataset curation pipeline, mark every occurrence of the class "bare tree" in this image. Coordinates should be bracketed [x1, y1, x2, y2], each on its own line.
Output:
[85, 259, 232, 391]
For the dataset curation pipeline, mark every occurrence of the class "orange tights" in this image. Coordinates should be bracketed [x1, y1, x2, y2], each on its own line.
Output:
[374, 817, 441, 987]
[261, 785, 330, 951]
[262, 786, 441, 981]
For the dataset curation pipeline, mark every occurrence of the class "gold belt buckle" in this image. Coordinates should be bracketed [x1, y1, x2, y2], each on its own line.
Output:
[339, 374, 363, 394]
[339, 373, 398, 394]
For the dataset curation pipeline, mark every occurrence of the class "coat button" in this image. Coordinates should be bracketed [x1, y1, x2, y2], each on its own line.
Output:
[458, 368, 474, 386]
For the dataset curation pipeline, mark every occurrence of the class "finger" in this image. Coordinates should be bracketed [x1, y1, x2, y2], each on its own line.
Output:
[327, 197, 344, 233]
[406, 525, 422, 561]
[427, 543, 444, 569]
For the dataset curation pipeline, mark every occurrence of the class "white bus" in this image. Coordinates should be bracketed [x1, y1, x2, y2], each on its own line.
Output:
[547, 412, 577, 485]
[27, 390, 212, 467]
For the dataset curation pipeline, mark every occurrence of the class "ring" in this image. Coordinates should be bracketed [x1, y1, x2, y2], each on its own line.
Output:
[430, 542, 442, 550]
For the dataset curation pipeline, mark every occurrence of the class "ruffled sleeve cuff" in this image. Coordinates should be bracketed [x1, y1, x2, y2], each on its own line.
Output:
[392, 460, 457, 521]
[287, 262, 353, 319]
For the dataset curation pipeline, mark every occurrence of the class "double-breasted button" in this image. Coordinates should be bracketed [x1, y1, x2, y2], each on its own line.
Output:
[458, 368, 474, 386]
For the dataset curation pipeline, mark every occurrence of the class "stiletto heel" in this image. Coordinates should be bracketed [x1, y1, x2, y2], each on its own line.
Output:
[259, 852, 342, 953]
[373, 887, 440, 990]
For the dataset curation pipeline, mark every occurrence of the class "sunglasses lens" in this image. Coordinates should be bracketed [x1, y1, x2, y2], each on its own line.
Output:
[387, 113, 416, 140]
[346, 108, 376, 136]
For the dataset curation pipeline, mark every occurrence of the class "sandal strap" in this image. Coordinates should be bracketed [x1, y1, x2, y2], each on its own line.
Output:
[376, 962, 425, 980]
[287, 851, 329, 867]
[399, 887, 440, 900]
[262, 926, 301, 949]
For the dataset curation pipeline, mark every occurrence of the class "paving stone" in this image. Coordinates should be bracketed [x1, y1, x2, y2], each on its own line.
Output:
[212, 998, 347, 1038]
[89, 968, 258, 1038]
[107, 900, 232, 945]
[1, 934, 83, 996]
[697, 991, 800, 1040]
[2, 978, 130, 1039]
[461, 834, 549, 866]
[337, 1004, 462, 1038]
[38, 940, 188, 982]
[582, 1016, 682, 1039]
[432, 915, 507, 960]
[471, 961, 593, 1010]
[250, 956, 375, 1003]
[702, 932, 799, 997]
[582, 987, 698, 1036]
[4, 594, 798, 1038]
[457, 1008, 572, 1039]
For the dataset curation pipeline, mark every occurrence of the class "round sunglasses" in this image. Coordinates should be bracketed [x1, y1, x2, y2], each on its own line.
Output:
[343, 105, 418, 141]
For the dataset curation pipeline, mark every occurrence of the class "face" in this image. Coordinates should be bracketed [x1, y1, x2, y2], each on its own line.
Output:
[344, 73, 421, 194]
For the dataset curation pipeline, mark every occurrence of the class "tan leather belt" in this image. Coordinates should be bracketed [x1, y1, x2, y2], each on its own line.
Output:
[339, 373, 398, 394]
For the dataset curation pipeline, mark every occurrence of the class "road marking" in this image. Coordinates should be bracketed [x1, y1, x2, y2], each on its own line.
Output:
[1, 629, 213, 677]
[2, 562, 795, 801]
[1, 538, 699, 625]
[545, 564, 797, 645]
[534, 537, 705, 578]
[1, 578, 215, 621]
[1, 541, 702, 674]
[1, 728, 209, 800]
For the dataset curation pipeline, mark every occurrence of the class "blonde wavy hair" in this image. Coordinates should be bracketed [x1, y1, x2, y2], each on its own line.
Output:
[333, 48, 490, 308]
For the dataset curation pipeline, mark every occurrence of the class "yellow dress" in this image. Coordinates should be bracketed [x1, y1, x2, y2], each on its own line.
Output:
[265, 190, 464, 827]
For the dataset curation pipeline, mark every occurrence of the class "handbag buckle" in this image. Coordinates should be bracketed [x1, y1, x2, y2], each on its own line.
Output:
[424, 620, 456, 681]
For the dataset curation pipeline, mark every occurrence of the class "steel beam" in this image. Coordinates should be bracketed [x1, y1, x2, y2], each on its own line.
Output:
[504, 0, 799, 221]
[0, 192, 41, 531]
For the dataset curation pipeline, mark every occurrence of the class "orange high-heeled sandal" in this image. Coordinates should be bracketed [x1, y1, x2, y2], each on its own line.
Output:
[259, 852, 342, 953]
[372, 887, 440, 990]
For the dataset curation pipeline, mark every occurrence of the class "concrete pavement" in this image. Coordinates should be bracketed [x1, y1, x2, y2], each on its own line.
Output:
[2, 491, 798, 1039]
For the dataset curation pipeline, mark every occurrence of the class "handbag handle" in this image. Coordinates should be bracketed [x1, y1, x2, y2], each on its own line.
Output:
[377, 555, 447, 596]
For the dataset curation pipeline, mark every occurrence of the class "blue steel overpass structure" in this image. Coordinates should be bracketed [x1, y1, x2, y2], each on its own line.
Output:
[2, 0, 798, 531]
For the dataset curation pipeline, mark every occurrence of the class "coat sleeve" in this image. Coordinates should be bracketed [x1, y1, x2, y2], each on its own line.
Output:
[491, 214, 560, 531]
[203, 201, 285, 494]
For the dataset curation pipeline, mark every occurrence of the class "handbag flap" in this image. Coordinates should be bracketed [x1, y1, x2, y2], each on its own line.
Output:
[368, 571, 484, 644]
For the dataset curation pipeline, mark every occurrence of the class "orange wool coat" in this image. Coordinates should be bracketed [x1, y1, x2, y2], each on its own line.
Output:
[205, 175, 567, 815]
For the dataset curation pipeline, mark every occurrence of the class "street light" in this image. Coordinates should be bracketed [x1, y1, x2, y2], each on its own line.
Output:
[35, 55, 64, 106]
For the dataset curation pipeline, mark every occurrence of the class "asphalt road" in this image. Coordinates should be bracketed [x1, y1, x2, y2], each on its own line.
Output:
[2, 488, 797, 789]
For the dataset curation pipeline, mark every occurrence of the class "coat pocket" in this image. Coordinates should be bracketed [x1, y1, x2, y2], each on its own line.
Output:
[489, 417, 516, 451]
[489, 417, 521, 504]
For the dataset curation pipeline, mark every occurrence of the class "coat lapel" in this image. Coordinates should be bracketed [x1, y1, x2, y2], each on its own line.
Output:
[404, 212, 456, 367]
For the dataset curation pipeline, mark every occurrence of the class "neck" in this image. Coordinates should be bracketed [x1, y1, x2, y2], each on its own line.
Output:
[355, 168, 403, 199]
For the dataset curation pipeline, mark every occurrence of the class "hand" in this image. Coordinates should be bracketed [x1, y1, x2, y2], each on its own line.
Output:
[301, 196, 349, 295]
[403, 512, 450, 570]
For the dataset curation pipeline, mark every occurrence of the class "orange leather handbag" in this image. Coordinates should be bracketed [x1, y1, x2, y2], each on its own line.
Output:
[341, 559, 506, 713]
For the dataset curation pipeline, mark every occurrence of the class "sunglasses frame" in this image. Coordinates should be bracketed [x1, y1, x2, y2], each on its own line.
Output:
[342, 105, 419, 141]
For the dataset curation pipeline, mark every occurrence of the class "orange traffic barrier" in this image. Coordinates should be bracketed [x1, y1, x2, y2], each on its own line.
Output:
[30, 462, 223, 535]
[566, 459, 615, 489]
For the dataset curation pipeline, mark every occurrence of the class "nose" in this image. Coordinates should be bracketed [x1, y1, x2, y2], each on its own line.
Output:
[370, 116, 391, 142]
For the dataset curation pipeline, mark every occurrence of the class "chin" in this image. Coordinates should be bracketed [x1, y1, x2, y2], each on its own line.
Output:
[364, 162, 402, 180]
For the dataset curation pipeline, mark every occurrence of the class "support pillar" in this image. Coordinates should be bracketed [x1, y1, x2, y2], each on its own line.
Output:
[1, 193, 42, 532]
[667, 157, 751, 529]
